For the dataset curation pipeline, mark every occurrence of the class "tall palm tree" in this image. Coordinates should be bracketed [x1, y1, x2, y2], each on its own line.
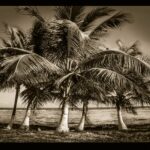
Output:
[0, 47, 61, 129]
[0, 23, 29, 130]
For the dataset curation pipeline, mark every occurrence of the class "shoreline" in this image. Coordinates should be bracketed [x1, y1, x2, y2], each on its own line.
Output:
[0, 106, 150, 110]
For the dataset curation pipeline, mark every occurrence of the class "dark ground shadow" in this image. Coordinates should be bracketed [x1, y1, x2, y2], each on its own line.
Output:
[1, 122, 150, 132]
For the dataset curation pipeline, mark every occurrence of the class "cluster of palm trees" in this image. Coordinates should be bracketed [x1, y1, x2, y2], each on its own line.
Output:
[0, 6, 150, 133]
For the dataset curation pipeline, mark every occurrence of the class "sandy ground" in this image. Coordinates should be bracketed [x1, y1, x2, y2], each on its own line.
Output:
[0, 123, 150, 143]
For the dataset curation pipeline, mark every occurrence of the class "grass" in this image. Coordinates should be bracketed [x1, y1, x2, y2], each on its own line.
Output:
[0, 123, 150, 143]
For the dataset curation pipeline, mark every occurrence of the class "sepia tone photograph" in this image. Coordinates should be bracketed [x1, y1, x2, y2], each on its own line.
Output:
[0, 6, 150, 143]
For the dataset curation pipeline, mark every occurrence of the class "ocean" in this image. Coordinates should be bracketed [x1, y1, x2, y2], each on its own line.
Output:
[0, 107, 150, 127]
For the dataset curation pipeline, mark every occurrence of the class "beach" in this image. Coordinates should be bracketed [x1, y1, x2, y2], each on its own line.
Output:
[0, 107, 150, 142]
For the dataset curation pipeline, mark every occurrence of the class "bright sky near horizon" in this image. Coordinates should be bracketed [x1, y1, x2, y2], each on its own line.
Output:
[0, 6, 150, 108]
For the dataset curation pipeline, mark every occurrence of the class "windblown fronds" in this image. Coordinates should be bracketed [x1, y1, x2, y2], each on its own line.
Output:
[81, 68, 136, 90]
[30, 20, 87, 67]
[105, 89, 149, 114]
[70, 77, 106, 104]
[78, 7, 115, 32]
[1, 23, 28, 49]
[81, 50, 150, 77]
[0, 73, 15, 91]
[16, 6, 45, 22]
[0, 53, 61, 86]
[21, 86, 55, 109]
[54, 6, 84, 22]
[136, 55, 150, 66]
[89, 12, 133, 39]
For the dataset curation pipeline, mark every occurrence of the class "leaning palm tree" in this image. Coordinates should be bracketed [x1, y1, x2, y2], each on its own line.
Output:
[0, 48, 61, 129]
[20, 83, 57, 130]
[105, 88, 150, 130]
[69, 79, 106, 131]
[0, 23, 29, 130]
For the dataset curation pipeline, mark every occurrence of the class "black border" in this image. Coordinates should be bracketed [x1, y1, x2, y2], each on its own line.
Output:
[0, 0, 150, 147]
[0, 0, 150, 6]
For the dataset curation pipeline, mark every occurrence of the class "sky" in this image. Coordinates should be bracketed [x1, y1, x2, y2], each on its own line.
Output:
[0, 6, 150, 108]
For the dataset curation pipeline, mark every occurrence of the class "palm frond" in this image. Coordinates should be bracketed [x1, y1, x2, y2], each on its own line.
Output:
[0, 53, 62, 86]
[71, 74, 107, 103]
[121, 99, 137, 115]
[105, 91, 138, 114]
[30, 20, 86, 67]
[55, 72, 75, 88]
[0, 38, 12, 47]
[136, 55, 150, 65]
[81, 50, 150, 78]
[0, 73, 15, 91]
[54, 6, 84, 22]
[0, 47, 32, 58]
[16, 6, 45, 22]
[81, 68, 147, 93]
[116, 39, 127, 52]
[89, 12, 133, 39]
[21, 86, 55, 110]
[126, 40, 142, 56]
[2, 23, 27, 48]
[54, 6, 72, 20]
[78, 7, 115, 32]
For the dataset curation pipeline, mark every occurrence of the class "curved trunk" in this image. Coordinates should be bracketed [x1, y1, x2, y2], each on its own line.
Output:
[56, 99, 69, 133]
[117, 105, 128, 130]
[6, 84, 20, 130]
[77, 102, 88, 131]
[20, 102, 31, 131]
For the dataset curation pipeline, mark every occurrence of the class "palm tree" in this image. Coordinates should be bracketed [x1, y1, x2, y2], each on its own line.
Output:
[20, 83, 57, 130]
[107, 39, 150, 130]
[69, 79, 106, 131]
[0, 23, 29, 130]
[0, 47, 61, 129]
[106, 88, 150, 130]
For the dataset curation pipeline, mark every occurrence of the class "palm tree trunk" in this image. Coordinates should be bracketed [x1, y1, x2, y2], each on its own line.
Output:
[76, 102, 88, 131]
[56, 98, 69, 133]
[6, 84, 20, 130]
[56, 28, 72, 133]
[116, 105, 128, 130]
[20, 102, 31, 131]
